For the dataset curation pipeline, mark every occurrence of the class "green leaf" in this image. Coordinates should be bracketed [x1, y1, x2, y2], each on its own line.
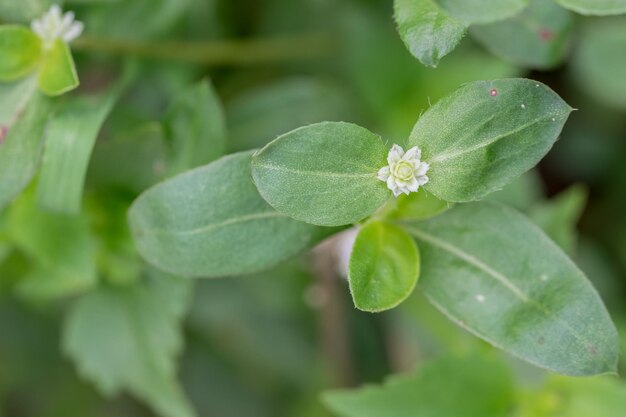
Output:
[471, 0, 574, 69]
[436, 0, 529, 23]
[38, 40, 79, 96]
[36, 90, 118, 213]
[384, 188, 451, 221]
[63, 272, 196, 417]
[129, 151, 331, 278]
[402, 202, 619, 376]
[0, 78, 51, 211]
[323, 353, 514, 417]
[227, 77, 353, 153]
[7, 189, 97, 300]
[556, 0, 626, 15]
[349, 221, 420, 312]
[407, 79, 572, 202]
[572, 18, 626, 109]
[164, 79, 227, 175]
[0, 26, 42, 81]
[251, 122, 390, 226]
[529, 184, 587, 255]
[393, 0, 467, 68]
[0, 0, 54, 23]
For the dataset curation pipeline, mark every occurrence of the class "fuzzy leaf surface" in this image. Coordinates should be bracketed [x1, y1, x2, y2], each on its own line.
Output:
[349, 221, 420, 312]
[251, 122, 390, 226]
[407, 79, 572, 202]
[402, 202, 619, 376]
[129, 151, 329, 277]
[393, 0, 466, 67]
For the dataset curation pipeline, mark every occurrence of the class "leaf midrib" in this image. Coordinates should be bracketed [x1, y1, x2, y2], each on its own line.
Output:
[254, 162, 377, 178]
[141, 211, 287, 237]
[429, 111, 567, 164]
[404, 224, 605, 367]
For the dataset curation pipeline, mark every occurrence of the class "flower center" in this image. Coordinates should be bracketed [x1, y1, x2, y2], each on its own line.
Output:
[393, 161, 413, 181]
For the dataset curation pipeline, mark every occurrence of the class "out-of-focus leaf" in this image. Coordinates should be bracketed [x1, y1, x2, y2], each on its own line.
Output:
[556, 0, 626, 15]
[84, 0, 192, 40]
[407, 79, 572, 202]
[485, 170, 543, 211]
[38, 39, 79, 96]
[393, 0, 466, 67]
[349, 221, 420, 312]
[7, 189, 97, 300]
[87, 122, 168, 193]
[37, 90, 118, 213]
[129, 151, 330, 277]
[402, 202, 619, 376]
[529, 184, 587, 254]
[471, 0, 574, 69]
[63, 272, 196, 417]
[323, 353, 514, 417]
[0, 0, 54, 23]
[572, 18, 626, 109]
[251, 122, 389, 226]
[518, 375, 626, 417]
[227, 77, 353, 153]
[436, 0, 529, 23]
[0, 77, 51, 211]
[0, 26, 42, 81]
[164, 80, 226, 175]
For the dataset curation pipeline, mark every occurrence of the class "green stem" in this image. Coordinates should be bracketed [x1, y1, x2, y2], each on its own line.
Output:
[72, 34, 336, 65]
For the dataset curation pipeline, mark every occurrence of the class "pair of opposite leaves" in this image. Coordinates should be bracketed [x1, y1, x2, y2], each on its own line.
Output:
[129, 79, 620, 376]
[130, 78, 573, 277]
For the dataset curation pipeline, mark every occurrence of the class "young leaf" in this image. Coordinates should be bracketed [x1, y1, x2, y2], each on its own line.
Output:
[407, 79, 572, 202]
[436, 0, 529, 24]
[349, 221, 420, 312]
[572, 18, 626, 109]
[384, 188, 450, 221]
[323, 353, 514, 417]
[251, 122, 390, 226]
[0, 78, 51, 211]
[164, 80, 227, 175]
[63, 272, 196, 417]
[37, 90, 118, 213]
[38, 39, 79, 96]
[471, 0, 574, 69]
[556, 0, 626, 15]
[0, 26, 42, 81]
[393, 0, 467, 68]
[402, 202, 619, 376]
[129, 151, 331, 278]
[7, 189, 97, 300]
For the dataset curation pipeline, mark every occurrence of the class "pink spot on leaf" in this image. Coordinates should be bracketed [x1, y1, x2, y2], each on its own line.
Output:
[490, 89, 498, 97]
[539, 28, 553, 41]
[0, 125, 8, 145]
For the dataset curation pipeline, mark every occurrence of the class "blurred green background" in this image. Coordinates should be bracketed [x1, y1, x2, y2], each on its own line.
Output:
[0, 0, 625, 416]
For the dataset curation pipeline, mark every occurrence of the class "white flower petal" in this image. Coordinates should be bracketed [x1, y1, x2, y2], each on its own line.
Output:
[377, 166, 390, 181]
[416, 162, 430, 176]
[403, 146, 421, 161]
[62, 21, 83, 42]
[387, 144, 404, 165]
[417, 175, 429, 186]
[407, 178, 419, 192]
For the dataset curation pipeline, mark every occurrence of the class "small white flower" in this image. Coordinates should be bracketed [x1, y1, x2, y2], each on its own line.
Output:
[31, 4, 84, 49]
[377, 144, 429, 197]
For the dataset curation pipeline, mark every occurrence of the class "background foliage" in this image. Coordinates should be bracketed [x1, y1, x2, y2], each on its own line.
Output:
[1, 0, 626, 416]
